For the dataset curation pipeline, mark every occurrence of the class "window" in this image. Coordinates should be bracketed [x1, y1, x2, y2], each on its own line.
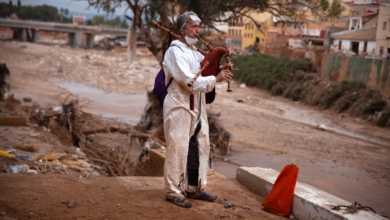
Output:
[383, 22, 387, 31]
[338, 41, 342, 50]
[239, 30, 241, 35]
[380, 46, 384, 56]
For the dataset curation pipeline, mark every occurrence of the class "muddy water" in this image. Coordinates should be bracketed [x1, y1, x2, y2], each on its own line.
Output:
[56, 82, 147, 124]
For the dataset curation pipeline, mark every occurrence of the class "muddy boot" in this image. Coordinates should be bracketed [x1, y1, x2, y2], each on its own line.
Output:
[166, 196, 192, 208]
[186, 191, 217, 202]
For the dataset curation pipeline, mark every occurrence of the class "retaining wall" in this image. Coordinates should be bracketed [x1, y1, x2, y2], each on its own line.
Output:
[321, 53, 390, 96]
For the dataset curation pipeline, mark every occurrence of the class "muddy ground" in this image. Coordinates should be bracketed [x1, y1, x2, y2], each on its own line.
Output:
[0, 40, 389, 219]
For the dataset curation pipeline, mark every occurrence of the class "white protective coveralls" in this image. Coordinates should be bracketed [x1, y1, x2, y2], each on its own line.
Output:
[162, 39, 216, 198]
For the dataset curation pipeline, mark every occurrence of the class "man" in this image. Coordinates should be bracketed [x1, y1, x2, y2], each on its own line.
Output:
[162, 11, 233, 208]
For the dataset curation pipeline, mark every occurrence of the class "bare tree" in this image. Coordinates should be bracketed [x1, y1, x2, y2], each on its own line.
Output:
[81, 0, 147, 64]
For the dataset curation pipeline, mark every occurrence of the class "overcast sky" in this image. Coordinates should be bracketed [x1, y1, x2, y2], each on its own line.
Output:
[1, 0, 128, 16]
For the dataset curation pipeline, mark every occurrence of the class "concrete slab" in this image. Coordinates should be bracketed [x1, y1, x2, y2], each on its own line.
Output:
[236, 167, 386, 220]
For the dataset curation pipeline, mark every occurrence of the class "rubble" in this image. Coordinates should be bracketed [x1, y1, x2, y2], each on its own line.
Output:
[0, 92, 164, 177]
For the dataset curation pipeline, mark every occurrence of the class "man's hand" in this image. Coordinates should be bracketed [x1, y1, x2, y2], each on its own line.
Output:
[220, 62, 233, 70]
[215, 69, 233, 82]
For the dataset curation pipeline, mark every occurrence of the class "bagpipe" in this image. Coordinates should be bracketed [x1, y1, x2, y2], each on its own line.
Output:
[150, 20, 237, 104]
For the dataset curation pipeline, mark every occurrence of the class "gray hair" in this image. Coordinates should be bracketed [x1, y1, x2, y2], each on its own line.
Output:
[176, 11, 198, 31]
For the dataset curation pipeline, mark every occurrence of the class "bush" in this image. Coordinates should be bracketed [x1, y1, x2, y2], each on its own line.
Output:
[231, 54, 309, 90]
[334, 91, 360, 113]
[318, 81, 366, 109]
[376, 111, 390, 127]
[363, 99, 387, 115]
[284, 83, 307, 101]
[270, 82, 286, 96]
[230, 53, 389, 129]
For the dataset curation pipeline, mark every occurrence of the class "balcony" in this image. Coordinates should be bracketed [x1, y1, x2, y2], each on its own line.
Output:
[303, 28, 321, 37]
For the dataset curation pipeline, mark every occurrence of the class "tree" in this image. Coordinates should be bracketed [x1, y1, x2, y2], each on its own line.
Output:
[327, 0, 345, 20]
[64, 8, 69, 17]
[17, 0, 21, 13]
[91, 15, 105, 25]
[8, 0, 13, 14]
[60, 8, 64, 22]
[80, 0, 152, 64]
[81, 0, 342, 64]
[0, 3, 11, 17]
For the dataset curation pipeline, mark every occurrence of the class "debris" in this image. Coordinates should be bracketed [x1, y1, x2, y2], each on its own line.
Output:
[15, 154, 29, 159]
[30, 154, 44, 161]
[40, 153, 66, 162]
[14, 144, 39, 152]
[51, 106, 62, 113]
[331, 201, 376, 214]
[6, 164, 29, 173]
[315, 124, 326, 131]
[0, 150, 13, 158]
[23, 97, 32, 102]
[224, 203, 235, 208]
[0, 116, 26, 126]
[30, 133, 41, 138]
[62, 200, 78, 208]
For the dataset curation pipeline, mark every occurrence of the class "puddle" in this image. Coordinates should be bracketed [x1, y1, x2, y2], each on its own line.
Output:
[56, 82, 147, 125]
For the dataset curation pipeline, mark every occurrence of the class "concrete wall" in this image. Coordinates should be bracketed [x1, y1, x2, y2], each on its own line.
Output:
[321, 53, 390, 96]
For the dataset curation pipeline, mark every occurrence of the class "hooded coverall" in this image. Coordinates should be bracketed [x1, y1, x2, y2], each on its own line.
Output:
[162, 39, 216, 198]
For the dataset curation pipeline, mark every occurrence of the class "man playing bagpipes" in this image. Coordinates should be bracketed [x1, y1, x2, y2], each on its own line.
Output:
[162, 11, 233, 208]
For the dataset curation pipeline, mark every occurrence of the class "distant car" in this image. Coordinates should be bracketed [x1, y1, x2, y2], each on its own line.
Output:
[341, 50, 356, 57]
[365, 54, 381, 59]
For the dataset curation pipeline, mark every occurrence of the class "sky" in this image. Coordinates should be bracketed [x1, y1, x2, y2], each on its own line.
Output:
[1, 0, 129, 17]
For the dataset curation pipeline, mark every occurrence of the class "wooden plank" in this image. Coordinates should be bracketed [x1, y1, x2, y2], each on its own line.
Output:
[0, 116, 27, 126]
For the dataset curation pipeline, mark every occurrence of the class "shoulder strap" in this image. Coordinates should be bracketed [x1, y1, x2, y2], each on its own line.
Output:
[165, 44, 182, 88]
[167, 77, 173, 87]
[170, 44, 183, 52]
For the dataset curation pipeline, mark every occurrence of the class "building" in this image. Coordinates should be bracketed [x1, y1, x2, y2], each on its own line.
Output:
[331, 25, 376, 55]
[375, 5, 390, 56]
[331, 5, 389, 57]
[242, 12, 272, 53]
[226, 15, 243, 51]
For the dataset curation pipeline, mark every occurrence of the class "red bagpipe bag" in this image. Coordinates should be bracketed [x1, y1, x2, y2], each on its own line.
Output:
[262, 163, 299, 216]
